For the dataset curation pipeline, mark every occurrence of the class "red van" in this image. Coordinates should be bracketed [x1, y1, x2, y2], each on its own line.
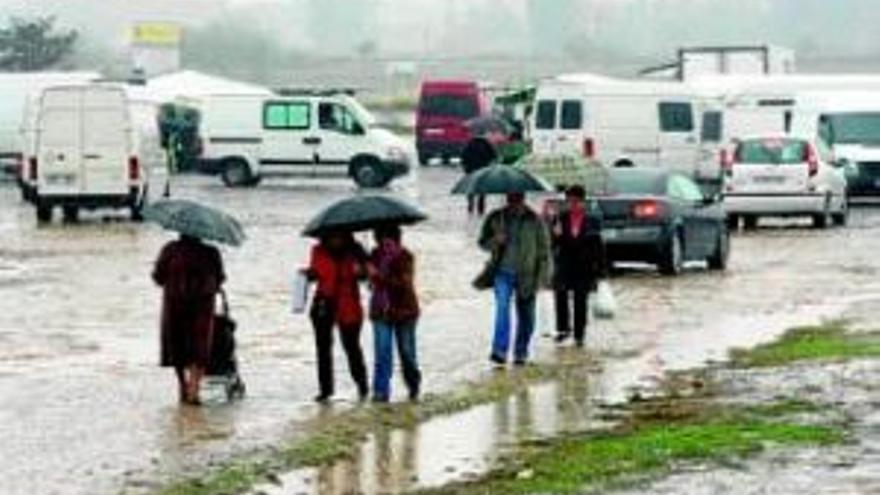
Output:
[416, 80, 489, 166]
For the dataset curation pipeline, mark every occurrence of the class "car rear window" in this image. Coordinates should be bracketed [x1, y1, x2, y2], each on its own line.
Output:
[420, 94, 478, 119]
[736, 138, 806, 165]
[536, 100, 557, 130]
[608, 171, 666, 195]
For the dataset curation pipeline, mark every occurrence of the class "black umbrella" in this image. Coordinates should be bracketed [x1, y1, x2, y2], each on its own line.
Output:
[144, 199, 246, 247]
[451, 163, 553, 195]
[302, 195, 428, 238]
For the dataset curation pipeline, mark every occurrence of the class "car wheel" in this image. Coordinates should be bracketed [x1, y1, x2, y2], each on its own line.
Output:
[353, 158, 386, 189]
[659, 231, 684, 276]
[62, 206, 79, 223]
[743, 215, 758, 230]
[36, 203, 52, 224]
[418, 152, 431, 167]
[812, 196, 832, 229]
[708, 228, 730, 271]
[221, 158, 253, 188]
[832, 195, 849, 227]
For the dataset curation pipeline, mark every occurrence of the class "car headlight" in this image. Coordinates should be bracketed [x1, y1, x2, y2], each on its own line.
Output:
[386, 146, 409, 162]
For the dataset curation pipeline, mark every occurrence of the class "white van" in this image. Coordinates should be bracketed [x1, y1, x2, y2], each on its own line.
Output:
[531, 78, 723, 184]
[20, 84, 168, 223]
[199, 91, 412, 188]
[790, 92, 880, 197]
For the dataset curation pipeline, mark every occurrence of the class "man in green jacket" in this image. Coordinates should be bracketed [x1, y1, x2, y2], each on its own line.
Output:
[478, 192, 552, 366]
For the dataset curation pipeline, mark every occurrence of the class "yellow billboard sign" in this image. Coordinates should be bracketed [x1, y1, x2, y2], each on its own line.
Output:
[131, 23, 182, 47]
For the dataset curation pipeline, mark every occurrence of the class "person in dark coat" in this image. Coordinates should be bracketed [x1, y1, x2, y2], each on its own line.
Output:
[366, 225, 421, 403]
[461, 139, 496, 215]
[306, 232, 369, 403]
[551, 185, 606, 347]
[153, 235, 226, 405]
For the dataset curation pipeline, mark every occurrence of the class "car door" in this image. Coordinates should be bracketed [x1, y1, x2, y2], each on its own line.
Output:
[667, 174, 718, 259]
[314, 100, 365, 177]
[81, 87, 130, 196]
[38, 88, 83, 196]
[261, 100, 315, 176]
[658, 101, 699, 175]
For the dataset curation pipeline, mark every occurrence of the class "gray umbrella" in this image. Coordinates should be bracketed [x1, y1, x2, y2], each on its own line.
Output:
[144, 199, 246, 247]
[303, 195, 427, 238]
[451, 163, 553, 195]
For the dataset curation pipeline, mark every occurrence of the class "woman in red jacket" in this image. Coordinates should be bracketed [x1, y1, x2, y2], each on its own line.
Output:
[307, 232, 369, 403]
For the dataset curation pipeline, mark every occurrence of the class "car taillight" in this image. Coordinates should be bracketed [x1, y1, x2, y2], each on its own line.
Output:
[632, 200, 664, 219]
[803, 144, 819, 177]
[720, 149, 734, 175]
[583, 138, 596, 159]
[28, 156, 37, 180]
[128, 156, 140, 181]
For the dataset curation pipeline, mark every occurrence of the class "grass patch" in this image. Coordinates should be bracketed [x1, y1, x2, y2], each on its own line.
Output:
[156, 359, 591, 495]
[421, 406, 846, 495]
[730, 322, 880, 368]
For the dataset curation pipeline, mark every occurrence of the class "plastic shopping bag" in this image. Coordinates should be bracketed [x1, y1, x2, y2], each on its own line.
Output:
[291, 270, 311, 314]
[592, 280, 617, 320]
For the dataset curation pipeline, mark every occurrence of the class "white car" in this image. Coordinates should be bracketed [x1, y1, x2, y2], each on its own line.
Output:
[198, 91, 412, 189]
[723, 136, 848, 229]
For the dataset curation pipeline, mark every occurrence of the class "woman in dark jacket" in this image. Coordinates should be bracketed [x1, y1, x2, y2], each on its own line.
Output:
[153, 235, 225, 405]
[366, 225, 421, 402]
[306, 232, 369, 403]
[551, 185, 606, 347]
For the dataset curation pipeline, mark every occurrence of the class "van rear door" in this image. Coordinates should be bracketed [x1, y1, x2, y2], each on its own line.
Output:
[38, 88, 82, 196]
[531, 98, 559, 155]
[657, 101, 700, 175]
[81, 87, 130, 195]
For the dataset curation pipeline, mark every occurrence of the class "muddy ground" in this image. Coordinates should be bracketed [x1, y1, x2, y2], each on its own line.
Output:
[2, 167, 880, 495]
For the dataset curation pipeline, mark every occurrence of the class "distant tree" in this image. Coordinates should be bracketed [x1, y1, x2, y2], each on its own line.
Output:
[0, 16, 78, 71]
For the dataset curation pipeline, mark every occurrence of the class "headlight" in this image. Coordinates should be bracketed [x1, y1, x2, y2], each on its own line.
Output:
[386, 146, 409, 162]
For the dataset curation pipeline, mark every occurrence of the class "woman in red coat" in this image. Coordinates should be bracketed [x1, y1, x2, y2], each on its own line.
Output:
[153, 235, 225, 405]
[306, 232, 369, 403]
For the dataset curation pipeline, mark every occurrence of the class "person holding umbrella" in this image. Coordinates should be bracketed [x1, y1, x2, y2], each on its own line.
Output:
[366, 225, 421, 403]
[305, 232, 370, 403]
[302, 195, 428, 403]
[453, 164, 553, 366]
[551, 185, 607, 347]
[145, 200, 244, 405]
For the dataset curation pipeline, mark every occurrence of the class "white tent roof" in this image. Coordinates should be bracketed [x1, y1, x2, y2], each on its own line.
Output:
[145, 70, 272, 103]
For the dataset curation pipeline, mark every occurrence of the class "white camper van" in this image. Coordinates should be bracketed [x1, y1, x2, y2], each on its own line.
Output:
[791, 92, 880, 197]
[530, 78, 724, 184]
[199, 91, 412, 188]
[20, 84, 168, 223]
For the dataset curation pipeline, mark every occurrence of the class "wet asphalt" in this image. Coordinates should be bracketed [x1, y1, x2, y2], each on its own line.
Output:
[2, 167, 880, 495]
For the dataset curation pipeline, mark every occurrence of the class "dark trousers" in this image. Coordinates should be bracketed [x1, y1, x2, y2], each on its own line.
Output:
[311, 310, 368, 397]
[554, 286, 590, 342]
[467, 195, 486, 215]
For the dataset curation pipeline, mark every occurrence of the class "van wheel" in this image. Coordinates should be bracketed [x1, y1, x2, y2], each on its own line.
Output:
[353, 158, 387, 189]
[743, 215, 758, 230]
[221, 159, 253, 188]
[726, 215, 739, 231]
[614, 160, 634, 168]
[418, 152, 431, 167]
[659, 231, 684, 276]
[36, 204, 52, 224]
[832, 195, 849, 226]
[62, 206, 79, 223]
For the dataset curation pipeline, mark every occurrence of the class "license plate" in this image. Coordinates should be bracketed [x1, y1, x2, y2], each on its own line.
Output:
[753, 176, 786, 184]
[46, 173, 75, 185]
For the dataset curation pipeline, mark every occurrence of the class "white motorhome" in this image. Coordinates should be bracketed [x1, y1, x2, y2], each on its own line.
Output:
[530, 78, 724, 183]
[198, 91, 412, 188]
[791, 91, 880, 197]
[20, 84, 168, 223]
[0, 72, 100, 178]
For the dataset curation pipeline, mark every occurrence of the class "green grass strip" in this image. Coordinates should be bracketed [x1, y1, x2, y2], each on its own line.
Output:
[730, 322, 880, 368]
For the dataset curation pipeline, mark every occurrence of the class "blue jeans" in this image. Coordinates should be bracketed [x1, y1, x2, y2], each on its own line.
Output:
[372, 319, 421, 401]
[492, 269, 536, 362]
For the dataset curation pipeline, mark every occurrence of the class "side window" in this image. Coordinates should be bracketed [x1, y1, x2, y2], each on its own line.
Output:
[318, 102, 363, 135]
[818, 115, 834, 146]
[263, 101, 310, 130]
[700, 111, 722, 143]
[659, 102, 694, 133]
[560, 100, 583, 130]
[535, 100, 557, 130]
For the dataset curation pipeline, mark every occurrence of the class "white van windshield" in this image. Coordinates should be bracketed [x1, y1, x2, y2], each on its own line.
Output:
[826, 113, 880, 145]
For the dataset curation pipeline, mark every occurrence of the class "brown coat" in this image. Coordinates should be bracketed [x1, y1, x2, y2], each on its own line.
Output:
[368, 246, 419, 324]
[153, 238, 225, 368]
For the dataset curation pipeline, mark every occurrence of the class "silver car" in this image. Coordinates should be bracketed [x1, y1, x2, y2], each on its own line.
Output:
[723, 136, 849, 229]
